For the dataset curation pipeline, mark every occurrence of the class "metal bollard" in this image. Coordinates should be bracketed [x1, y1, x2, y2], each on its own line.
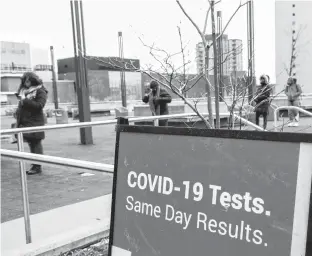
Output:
[154, 118, 159, 126]
[17, 132, 32, 244]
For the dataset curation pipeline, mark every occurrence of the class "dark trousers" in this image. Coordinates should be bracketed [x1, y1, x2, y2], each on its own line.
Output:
[255, 111, 268, 130]
[28, 140, 43, 167]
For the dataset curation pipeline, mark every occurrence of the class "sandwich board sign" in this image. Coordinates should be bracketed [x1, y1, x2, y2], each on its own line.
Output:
[108, 125, 312, 256]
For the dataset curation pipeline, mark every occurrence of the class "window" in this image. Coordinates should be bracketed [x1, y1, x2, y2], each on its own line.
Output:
[293, 73, 296, 76]
[293, 4, 295, 7]
[293, 30, 296, 34]
[292, 21, 296, 26]
[293, 64, 296, 68]
[293, 13, 295, 16]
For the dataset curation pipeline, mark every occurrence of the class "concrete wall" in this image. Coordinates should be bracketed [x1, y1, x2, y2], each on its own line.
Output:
[58, 70, 142, 102]
[1, 76, 21, 92]
[44, 81, 76, 104]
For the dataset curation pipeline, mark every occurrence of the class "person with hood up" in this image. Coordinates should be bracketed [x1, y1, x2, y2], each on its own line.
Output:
[142, 80, 172, 126]
[285, 77, 302, 127]
[15, 72, 48, 175]
[254, 74, 272, 130]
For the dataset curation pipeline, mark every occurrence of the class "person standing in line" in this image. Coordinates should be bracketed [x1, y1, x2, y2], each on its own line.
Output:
[285, 77, 302, 127]
[15, 72, 48, 175]
[254, 74, 272, 130]
[142, 80, 172, 127]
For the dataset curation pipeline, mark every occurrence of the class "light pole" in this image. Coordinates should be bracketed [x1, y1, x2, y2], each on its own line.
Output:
[70, 0, 93, 145]
[247, 0, 255, 103]
[118, 31, 127, 107]
[50, 46, 59, 110]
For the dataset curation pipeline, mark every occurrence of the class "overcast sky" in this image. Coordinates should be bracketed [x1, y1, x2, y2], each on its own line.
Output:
[0, 0, 277, 81]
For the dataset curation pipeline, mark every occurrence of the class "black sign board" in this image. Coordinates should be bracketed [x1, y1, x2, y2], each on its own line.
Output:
[109, 126, 312, 256]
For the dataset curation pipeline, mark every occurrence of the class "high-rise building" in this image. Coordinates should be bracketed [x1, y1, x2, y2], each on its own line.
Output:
[228, 39, 243, 75]
[275, 1, 312, 94]
[195, 35, 243, 76]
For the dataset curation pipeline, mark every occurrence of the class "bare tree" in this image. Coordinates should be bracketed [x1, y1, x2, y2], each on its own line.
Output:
[79, 1, 262, 130]
[176, 0, 249, 128]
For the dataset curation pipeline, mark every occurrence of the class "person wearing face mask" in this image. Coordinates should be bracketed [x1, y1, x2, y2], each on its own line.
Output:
[15, 72, 48, 175]
[253, 74, 272, 130]
[285, 77, 302, 127]
[142, 80, 172, 126]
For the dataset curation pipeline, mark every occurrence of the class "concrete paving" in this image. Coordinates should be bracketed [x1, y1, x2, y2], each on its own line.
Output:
[1, 194, 111, 255]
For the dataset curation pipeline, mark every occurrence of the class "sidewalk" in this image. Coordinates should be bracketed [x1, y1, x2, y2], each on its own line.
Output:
[1, 194, 112, 255]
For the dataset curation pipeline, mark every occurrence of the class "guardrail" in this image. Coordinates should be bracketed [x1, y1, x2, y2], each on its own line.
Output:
[0, 148, 114, 246]
[0, 112, 264, 135]
[0, 112, 263, 245]
[1, 149, 114, 173]
[274, 106, 312, 131]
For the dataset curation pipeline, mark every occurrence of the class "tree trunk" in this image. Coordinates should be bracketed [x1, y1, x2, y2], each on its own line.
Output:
[211, 0, 220, 128]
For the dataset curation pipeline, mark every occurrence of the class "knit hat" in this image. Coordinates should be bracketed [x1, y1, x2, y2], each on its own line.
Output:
[260, 74, 270, 84]
[150, 80, 159, 88]
[287, 77, 294, 85]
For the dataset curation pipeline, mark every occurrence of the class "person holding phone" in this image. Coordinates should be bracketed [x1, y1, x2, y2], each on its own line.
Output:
[15, 72, 48, 175]
[142, 80, 172, 126]
[254, 74, 272, 130]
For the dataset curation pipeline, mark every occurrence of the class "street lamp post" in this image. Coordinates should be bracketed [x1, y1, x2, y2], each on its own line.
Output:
[50, 46, 59, 110]
[247, 0, 255, 103]
[70, 0, 93, 145]
[118, 31, 127, 108]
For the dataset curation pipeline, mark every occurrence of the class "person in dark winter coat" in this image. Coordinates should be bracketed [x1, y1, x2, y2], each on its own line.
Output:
[254, 74, 272, 130]
[142, 81, 172, 126]
[16, 72, 48, 175]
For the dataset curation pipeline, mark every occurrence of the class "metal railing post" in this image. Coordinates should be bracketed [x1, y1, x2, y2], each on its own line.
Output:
[17, 132, 32, 244]
[273, 106, 312, 131]
[274, 108, 278, 132]
[154, 118, 159, 126]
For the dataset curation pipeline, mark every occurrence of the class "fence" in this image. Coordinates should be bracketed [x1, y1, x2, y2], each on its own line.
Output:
[0, 112, 264, 245]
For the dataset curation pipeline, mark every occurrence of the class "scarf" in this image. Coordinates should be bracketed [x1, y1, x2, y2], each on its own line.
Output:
[19, 85, 43, 100]
[148, 87, 160, 116]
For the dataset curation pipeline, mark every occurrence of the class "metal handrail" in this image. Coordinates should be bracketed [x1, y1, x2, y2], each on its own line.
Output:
[1, 149, 114, 173]
[274, 106, 312, 131]
[0, 112, 236, 135]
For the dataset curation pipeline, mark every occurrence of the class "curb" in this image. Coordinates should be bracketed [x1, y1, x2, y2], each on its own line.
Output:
[3, 219, 110, 256]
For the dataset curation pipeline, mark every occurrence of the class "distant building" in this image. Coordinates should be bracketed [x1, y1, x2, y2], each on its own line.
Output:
[0, 41, 32, 73]
[57, 57, 143, 101]
[275, 1, 312, 94]
[228, 39, 243, 74]
[195, 35, 243, 76]
[1, 41, 53, 80]
[34, 64, 53, 81]
[31, 47, 52, 81]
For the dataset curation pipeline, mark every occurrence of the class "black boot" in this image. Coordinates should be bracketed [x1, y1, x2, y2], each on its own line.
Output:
[26, 165, 42, 175]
